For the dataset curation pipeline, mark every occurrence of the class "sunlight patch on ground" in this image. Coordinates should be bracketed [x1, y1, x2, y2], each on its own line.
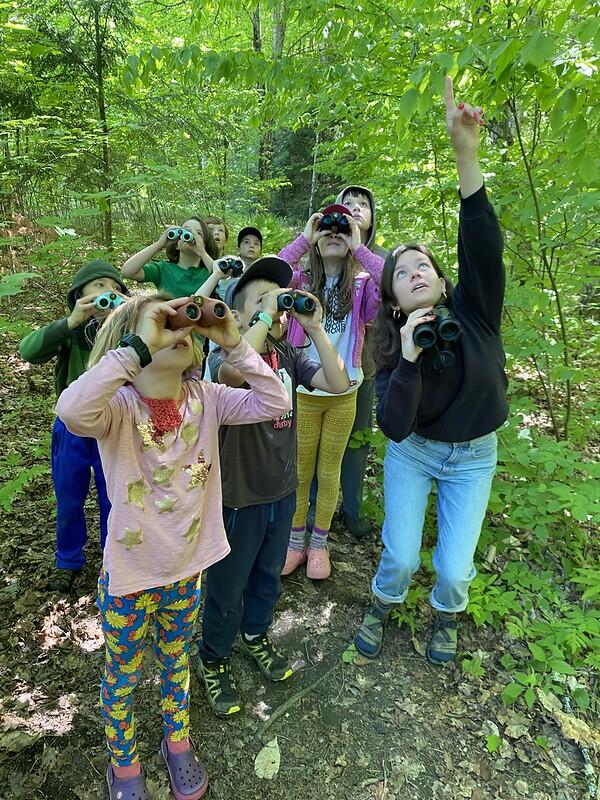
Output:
[3, 692, 79, 737]
[273, 600, 338, 637]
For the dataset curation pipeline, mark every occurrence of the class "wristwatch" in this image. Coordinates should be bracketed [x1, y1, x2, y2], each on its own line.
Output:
[119, 333, 152, 368]
[249, 311, 273, 330]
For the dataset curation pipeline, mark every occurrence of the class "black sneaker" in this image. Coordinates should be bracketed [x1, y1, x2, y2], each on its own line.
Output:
[47, 567, 79, 593]
[196, 656, 241, 716]
[238, 633, 293, 681]
[342, 512, 372, 538]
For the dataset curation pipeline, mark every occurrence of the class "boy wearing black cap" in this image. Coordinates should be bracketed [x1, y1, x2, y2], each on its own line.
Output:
[237, 226, 263, 268]
[196, 256, 349, 717]
[18, 260, 129, 592]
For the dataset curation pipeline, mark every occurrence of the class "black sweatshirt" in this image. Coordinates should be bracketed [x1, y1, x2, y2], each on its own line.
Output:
[376, 185, 508, 443]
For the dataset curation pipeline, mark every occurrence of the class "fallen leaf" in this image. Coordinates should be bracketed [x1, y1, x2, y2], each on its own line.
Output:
[254, 737, 280, 780]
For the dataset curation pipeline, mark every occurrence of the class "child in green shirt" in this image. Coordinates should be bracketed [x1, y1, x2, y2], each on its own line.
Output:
[121, 216, 219, 297]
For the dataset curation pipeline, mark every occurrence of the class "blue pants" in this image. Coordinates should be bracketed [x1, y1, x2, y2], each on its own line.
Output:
[310, 377, 375, 520]
[51, 417, 111, 570]
[372, 432, 497, 613]
[199, 492, 295, 661]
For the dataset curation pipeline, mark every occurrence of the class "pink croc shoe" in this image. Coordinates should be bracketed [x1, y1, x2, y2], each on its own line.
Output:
[306, 547, 331, 580]
[281, 548, 306, 576]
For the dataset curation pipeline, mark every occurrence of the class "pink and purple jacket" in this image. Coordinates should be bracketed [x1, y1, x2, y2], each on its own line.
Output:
[55, 340, 291, 596]
[277, 235, 384, 368]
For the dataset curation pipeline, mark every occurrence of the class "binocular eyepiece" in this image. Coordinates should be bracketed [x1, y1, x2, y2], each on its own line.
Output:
[94, 292, 123, 311]
[166, 227, 195, 244]
[413, 305, 461, 350]
[215, 257, 244, 278]
[276, 292, 316, 314]
[318, 212, 350, 236]
[167, 296, 227, 329]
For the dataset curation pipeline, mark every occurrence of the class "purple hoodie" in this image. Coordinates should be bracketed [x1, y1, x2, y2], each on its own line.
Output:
[277, 235, 384, 368]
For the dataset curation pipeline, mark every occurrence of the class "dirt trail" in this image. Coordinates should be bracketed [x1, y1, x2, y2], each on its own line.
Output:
[0, 352, 588, 800]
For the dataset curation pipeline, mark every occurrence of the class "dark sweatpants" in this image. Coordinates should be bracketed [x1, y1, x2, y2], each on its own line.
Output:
[199, 492, 296, 662]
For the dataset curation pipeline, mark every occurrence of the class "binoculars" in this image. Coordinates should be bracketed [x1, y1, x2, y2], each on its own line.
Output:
[166, 227, 195, 244]
[413, 305, 461, 349]
[215, 257, 244, 278]
[167, 296, 227, 329]
[318, 212, 350, 236]
[277, 292, 316, 314]
[94, 292, 124, 311]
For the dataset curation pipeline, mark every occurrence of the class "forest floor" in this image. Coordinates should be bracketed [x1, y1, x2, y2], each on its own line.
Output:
[0, 335, 593, 800]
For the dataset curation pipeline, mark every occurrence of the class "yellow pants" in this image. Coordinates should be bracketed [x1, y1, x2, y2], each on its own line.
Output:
[293, 391, 357, 532]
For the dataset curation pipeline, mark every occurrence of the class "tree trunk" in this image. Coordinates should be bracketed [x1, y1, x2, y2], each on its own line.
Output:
[94, 4, 112, 247]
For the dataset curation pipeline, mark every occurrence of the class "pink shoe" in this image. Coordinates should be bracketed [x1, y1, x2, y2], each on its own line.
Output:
[281, 548, 306, 576]
[306, 547, 331, 580]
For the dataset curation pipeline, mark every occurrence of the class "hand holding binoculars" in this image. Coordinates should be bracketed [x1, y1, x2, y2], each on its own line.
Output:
[276, 292, 316, 314]
[317, 212, 351, 236]
[166, 227, 195, 244]
[413, 305, 461, 349]
[167, 296, 228, 329]
[215, 257, 244, 278]
[94, 292, 124, 311]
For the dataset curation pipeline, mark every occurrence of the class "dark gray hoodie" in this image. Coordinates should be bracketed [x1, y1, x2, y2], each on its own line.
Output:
[336, 185, 389, 260]
[336, 185, 388, 378]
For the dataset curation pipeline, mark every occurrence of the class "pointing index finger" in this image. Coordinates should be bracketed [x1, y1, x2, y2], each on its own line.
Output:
[444, 75, 455, 114]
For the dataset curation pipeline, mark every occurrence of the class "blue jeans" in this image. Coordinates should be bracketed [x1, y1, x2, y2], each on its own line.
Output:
[51, 417, 111, 570]
[372, 432, 497, 613]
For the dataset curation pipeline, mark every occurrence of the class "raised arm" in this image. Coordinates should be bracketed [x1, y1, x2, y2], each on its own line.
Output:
[210, 339, 291, 425]
[445, 76, 504, 329]
[122, 227, 172, 282]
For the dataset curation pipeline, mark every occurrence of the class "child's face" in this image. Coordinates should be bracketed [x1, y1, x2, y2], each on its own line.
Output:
[135, 302, 197, 371]
[317, 232, 349, 260]
[178, 218, 204, 252]
[236, 279, 284, 341]
[208, 223, 227, 250]
[238, 235, 261, 263]
[342, 192, 372, 232]
[82, 277, 122, 317]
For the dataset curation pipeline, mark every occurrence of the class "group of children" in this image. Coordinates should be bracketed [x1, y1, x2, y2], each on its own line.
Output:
[18, 79, 508, 800]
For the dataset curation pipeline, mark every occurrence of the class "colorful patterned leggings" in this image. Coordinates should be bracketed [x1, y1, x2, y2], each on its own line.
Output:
[97, 570, 202, 767]
[292, 391, 357, 532]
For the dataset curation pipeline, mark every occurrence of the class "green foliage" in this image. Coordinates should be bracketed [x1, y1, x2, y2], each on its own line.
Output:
[0, 464, 49, 513]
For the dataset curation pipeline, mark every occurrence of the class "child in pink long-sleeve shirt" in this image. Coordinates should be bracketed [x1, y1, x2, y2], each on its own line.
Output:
[277, 204, 384, 580]
[56, 293, 290, 800]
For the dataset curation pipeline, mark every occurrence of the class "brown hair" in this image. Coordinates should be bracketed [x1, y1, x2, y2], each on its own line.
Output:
[370, 243, 453, 369]
[165, 216, 219, 263]
[205, 216, 229, 241]
[87, 293, 203, 371]
[305, 246, 356, 320]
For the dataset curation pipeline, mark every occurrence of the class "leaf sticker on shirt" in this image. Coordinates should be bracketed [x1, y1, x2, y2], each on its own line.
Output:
[154, 497, 176, 513]
[125, 479, 151, 510]
[180, 421, 199, 448]
[116, 527, 144, 550]
[185, 451, 211, 490]
[183, 516, 201, 543]
[153, 465, 176, 487]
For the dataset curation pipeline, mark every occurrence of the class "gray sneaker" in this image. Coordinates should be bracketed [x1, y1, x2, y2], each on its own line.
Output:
[427, 612, 457, 665]
[354, 600, 391, 658]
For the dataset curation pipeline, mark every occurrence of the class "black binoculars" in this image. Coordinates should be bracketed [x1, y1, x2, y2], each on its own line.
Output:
[94, 292, 123, 311]
[167, 227, 195, 243]
[277, 292, 316, 314]
[215, 257, 244, 278]
[318, 212, 350, 236]
[413, 305, 461, 349]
